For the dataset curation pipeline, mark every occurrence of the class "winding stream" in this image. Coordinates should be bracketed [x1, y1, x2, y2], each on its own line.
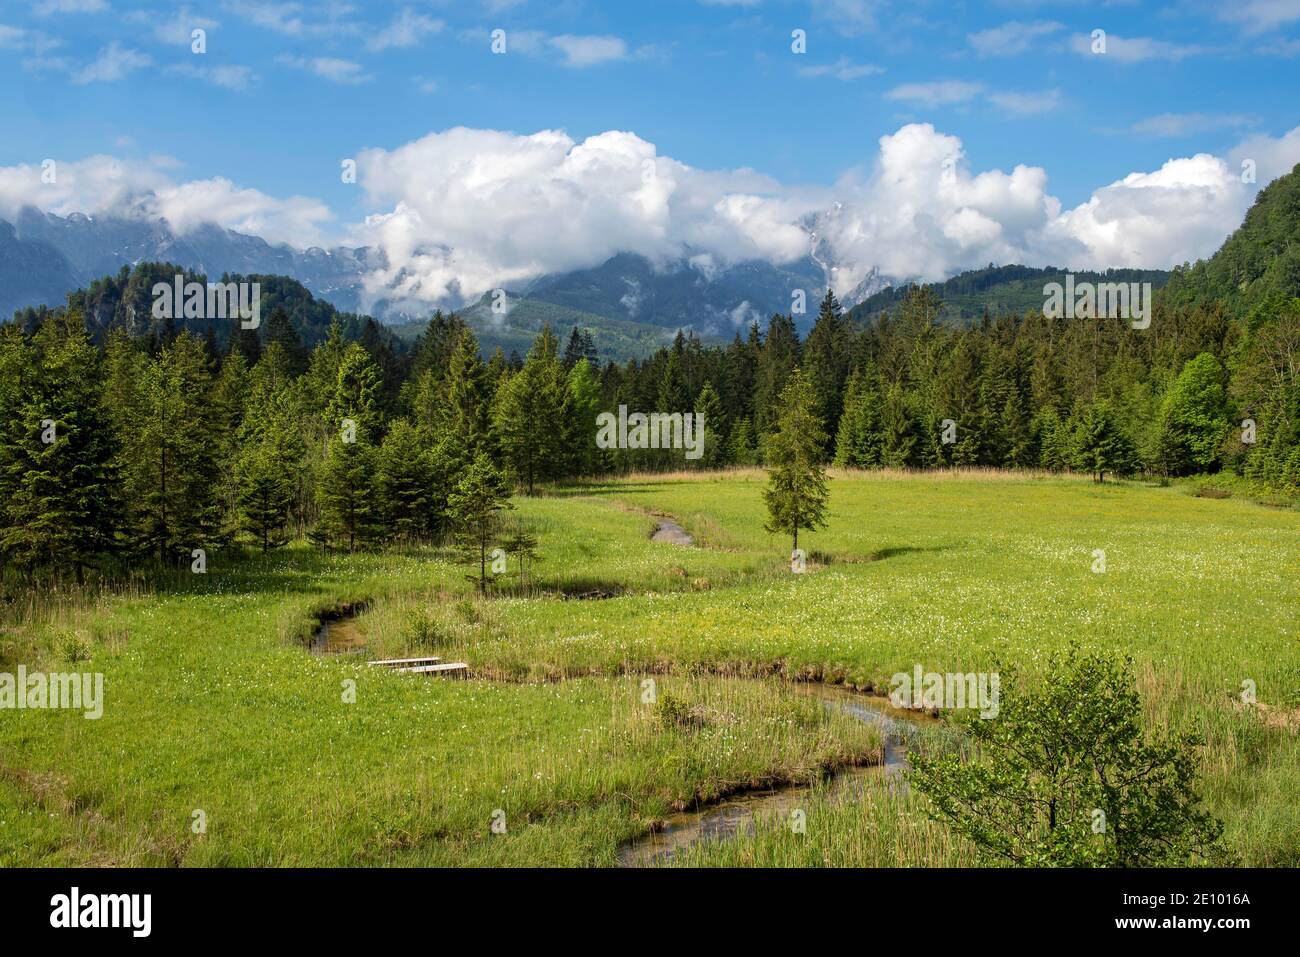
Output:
[616, 684, 925, 867]
[304, 599, 933, 867]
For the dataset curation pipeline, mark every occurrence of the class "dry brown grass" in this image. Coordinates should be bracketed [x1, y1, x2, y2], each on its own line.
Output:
[573, 465, 1097, 485]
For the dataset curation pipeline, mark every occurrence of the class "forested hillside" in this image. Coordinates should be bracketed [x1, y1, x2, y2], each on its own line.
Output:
[849, 264, 1171, 324]
[1, 166, 1297, 581]
[1160, 162, 1300, 315]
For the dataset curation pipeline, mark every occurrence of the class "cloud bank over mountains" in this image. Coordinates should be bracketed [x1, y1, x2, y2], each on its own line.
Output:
[3, 121, 1298, 311]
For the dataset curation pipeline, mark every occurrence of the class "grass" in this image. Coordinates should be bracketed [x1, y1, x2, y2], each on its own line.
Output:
[1, 470, 1297, 866]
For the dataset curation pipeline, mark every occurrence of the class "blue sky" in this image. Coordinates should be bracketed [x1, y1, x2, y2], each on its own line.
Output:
[3, 0, 1300, 304]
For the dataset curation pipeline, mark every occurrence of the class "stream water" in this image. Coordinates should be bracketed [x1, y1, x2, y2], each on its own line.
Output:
[308, 613, 367, 654]
[304, 597, 930, 867]
[650, 520, 694, 545]
[616, 684, 925, 867]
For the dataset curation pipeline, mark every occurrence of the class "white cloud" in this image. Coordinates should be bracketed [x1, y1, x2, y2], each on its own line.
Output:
[812, 0, 881, 35]
[166, 61, 255, 90]
[349, 127, 811, 306]
[32, 0, 107, 15]
[968, 20, 1062, 57]
[987, 88, 1062, 116]
[460, 28, 636, 67]
[1258, 36, 1300, 55]
[223, 0, 355, 38]
[547, 34, 628, 67]
[71, 42, 150, 83]
[345, 122, 1300, 305]
[798, 56, 883, 80]
[365, 8, 444, 52]
[1229, 126, 1300, 184]
[1218, 0, 1300, 34]
[885, 80, 983, 106]
[21, 54, 70, 73]
[1047, 155, 1250, 269]
[0, 155, 332, 247]
[223, 0, 304, 34]
[138, 6, 218, 45]
[1068, 32, 1211, 62]
[152, 177, 333, 245]
[9, 123, 1300, 308]
[278, 54, 371, 84]
[0, 24, 60, 52]
[1130, 113, 1257, 137]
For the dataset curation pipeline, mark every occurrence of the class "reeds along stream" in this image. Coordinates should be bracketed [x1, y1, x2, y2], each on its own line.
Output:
[617, 683, 931, 867]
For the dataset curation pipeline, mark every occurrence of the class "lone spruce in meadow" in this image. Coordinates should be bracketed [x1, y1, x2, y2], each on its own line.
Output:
[448, 452, 514, 592]
[762, 368, 829, 555]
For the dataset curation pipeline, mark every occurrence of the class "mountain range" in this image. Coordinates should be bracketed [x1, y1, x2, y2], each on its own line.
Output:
[7, 162, 1298, 361]
[0, 206, 890, 359]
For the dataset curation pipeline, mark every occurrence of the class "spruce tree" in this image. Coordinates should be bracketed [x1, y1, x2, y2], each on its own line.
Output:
[1, 311, 121, 578]
[236, 388, 302, 552]
[376, 419, 432, 544]
[762, 368, 830, 554]
[492, 325, 568, 494]
[447, 452, 514, 592]
[803, 289, 851, 454]
[1072, 401, 1138, 483]
[567, 358, 605, 475]
[315, 344, 383, 550]
[693, 380, 727, 469]
[834, 367, 884, 468]
[315, 437, 378, 551]
[443, 326, 491, 455]
[119, 332, 223, 565]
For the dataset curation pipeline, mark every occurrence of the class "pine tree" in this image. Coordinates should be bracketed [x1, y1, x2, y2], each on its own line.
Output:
[803, 289, 851, 454]
[443, 326, 491, 456]
[236, 438, 295, 552]
[119, 332, 224, 565]
[563, 326, 587, 369]
[1036, 407, 1072, 472]
[315, 432, 378, 551]
[447, 452, 514, 592]
[492, 325, 568, 494]
[263, 306, 308, 376]
[236, 386, 303, 552]
[762, 368, 830, 554]
[567, 358, 606, 475]
[1072, 401, 1138, 483]
[834, 367, 884, 468]
[880, 382, 917, 468]
[754, 313, 800, 442]
[728, 416, 759, 466]
[315, 343, 384, 550]
[0, 311, 121, 578]
[376, 419, 432, 544]
[693, 380, 727, 469]
[325, 343, 384, 438]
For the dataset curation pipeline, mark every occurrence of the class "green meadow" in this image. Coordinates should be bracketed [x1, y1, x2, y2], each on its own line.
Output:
[1, 471, 1297, 866]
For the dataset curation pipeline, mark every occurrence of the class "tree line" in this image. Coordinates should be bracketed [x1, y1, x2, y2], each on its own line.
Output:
[1, 276, 1296, 581]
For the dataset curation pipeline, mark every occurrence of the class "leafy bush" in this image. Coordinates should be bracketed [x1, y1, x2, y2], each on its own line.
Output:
[53, 630, 93, 664]
[909, 646, 1225, 866]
